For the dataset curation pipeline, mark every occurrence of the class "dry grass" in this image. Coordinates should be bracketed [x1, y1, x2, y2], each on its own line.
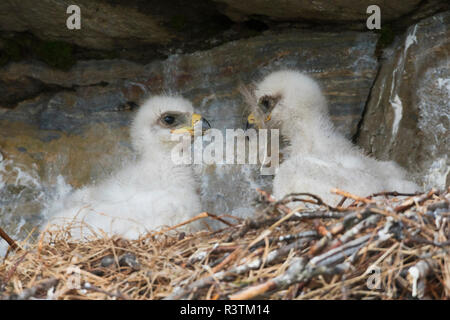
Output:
[0, 188, 449, 300]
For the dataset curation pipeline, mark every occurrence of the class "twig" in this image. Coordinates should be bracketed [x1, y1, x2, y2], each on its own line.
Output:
[338, 215, 380, 245]
[394, 189, 438, 213]
[1, 278, 59, 300]
[370, 191, 420, 198]
[406, 237, 450, 249]
[229, 258, 350, 300]
[228, 217, 278, 242]
[151, 212, 232, 236]
[165, 236, 311, 300]
[83, 282, 129, 300]
[276, 192, 340, 211]
[310, 234, 374, 267]
[249, 230, 319, 250]
[331, 189, 374, 204]
[0, 251, 28, 291]
[0, 227, 18, 250]
[211, 247, 243, 273]
[229, 209, 345, 242]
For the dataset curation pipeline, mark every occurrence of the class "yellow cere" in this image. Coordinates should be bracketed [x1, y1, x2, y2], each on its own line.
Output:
[247, 113, 256, 124]
[191, 113, 202, 126]
[171, 113, 202, 135]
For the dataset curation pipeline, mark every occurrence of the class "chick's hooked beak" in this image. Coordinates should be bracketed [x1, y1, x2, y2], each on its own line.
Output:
[171, 113, 211, 135]
[246, 112, 271, 130]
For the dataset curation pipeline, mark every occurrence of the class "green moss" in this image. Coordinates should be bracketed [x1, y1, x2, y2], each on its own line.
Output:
[35, 40, 76, 71]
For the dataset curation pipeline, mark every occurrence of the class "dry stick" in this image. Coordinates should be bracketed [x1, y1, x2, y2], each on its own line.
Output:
[294, 210, 348, 220]
[406, 236, 450, 249]
[229, 210, 345, 242]
[230, 233, 379, 300]
[309, 234, 374, 267]
[256, 188, 291, 215]
[394, 189, 438, 213]
[83, 282, 129, 300]
[299, 232, 437, 300]
[249, 230, 319, 251]
[151, 212, 232, 236]
[309, 206, 377, 255]
[245, 191, 345, 252]
[425, 200, 449, 212]
[370, 191, 420, 198]
[211, 247, 243, 273]
[1, 251, 28, 290]
[211, 230, 318, 269]
[338, 215, 381, 245]
[370, 207, 435, 237]
[362, 242, 400, 274]
[165, 236, 311, 300]
[0, 227, 18, 250]
[1, 278, 59, 300]
[229, 258, 307, 300]
[337, 196, 348, 208]
[342, 205, 376, 228]
[229, 258, 350, 300]
[260, 190, 340, 212]
[229, 217, 279, 242]
[238, 205, 308, 264]
[203, 212, 236, 227]
[244, 199, 370, 266]
[331, 188, 374, 204]
[234, 189, 349, 242]
[279, 193, 337, 210]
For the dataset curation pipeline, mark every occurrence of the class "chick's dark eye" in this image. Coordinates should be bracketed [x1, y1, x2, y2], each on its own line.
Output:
[261, 98, 270, 110]
[259, 97, 271, 111]
[163, 115, 175, 125]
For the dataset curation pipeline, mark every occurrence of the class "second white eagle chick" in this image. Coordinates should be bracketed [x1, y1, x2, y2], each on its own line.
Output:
[46, 95, 209, 239]
[247, 70, 420, 206]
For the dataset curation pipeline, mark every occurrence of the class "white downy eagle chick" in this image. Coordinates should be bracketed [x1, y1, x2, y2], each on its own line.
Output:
[46, 95, 210, 239]
[246, 70, 420, 206]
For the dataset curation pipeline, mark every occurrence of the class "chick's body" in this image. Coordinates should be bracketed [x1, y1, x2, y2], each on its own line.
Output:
[250, 70, 419, 206]
[47, 96, 202, 239]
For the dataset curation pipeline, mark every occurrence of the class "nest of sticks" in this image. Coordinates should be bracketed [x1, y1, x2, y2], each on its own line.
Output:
[0, 188, 449, 300]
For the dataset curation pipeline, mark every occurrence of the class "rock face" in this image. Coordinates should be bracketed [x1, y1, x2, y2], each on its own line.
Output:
[0, 0, 231, 50]
[213, 0, 448, 25]
[356, 12, 450, 190]
[2, 0, 447, 55]
[0, 30, 378, 221]
[0, 0, 170, 50]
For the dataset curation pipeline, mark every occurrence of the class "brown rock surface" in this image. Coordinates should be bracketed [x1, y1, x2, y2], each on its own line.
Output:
[0, 0, 171, 50]
[213, 0, 446, 24]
